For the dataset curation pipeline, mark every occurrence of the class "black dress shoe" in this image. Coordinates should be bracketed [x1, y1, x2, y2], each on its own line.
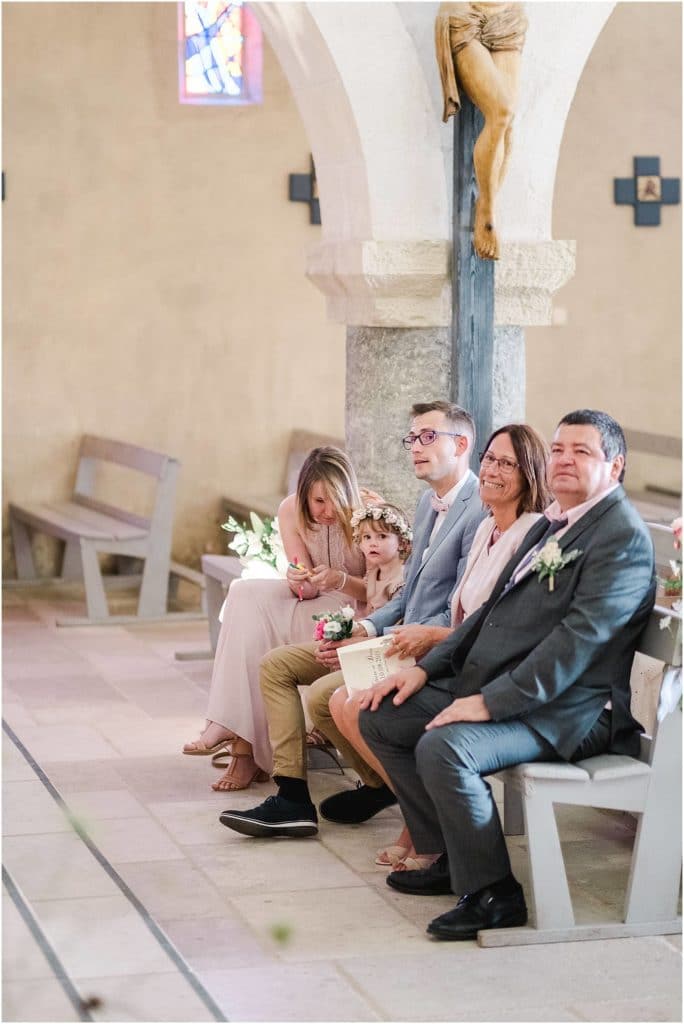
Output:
[427, 882, 527, 940]
[319, 782, 397, 824]
[219, 795, 318, 838]
[386, 852, 452, 895]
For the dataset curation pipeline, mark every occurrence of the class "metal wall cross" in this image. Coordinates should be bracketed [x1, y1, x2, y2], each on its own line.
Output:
[288, 155, 321, 225]
[614, 156, 680, 226]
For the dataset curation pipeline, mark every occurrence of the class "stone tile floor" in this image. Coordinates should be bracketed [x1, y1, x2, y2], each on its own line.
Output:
[2, 584, 682, 1022]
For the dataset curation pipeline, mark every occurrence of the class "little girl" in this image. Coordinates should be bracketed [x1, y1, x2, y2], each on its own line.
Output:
[350, 502, 413, 613]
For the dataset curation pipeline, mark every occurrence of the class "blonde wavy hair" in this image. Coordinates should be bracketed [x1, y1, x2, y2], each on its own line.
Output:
[295, 447, 361, 546]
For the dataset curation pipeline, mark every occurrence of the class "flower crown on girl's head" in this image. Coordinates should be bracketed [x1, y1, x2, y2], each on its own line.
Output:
[350, 503, 413, 546]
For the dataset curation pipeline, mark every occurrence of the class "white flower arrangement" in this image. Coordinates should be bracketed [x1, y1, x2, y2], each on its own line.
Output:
[531, 539, 581, 592]
[313, 605, 356, 641]
[222, 512, 289, 579]
[350, 504, 412, 544]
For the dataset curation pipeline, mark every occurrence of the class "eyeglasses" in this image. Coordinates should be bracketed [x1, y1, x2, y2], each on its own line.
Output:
[402, 430, 463, 451]
[479, 452, 519, 475]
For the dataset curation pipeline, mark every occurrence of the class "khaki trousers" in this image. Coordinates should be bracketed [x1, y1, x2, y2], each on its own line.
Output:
[259, 641, 383, 786]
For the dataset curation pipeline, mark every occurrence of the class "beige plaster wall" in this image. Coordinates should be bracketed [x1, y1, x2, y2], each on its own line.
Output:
[3, 2, 345, 574]
[526, 2, 681, 495]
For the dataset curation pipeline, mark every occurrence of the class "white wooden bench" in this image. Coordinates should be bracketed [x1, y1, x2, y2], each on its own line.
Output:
[483, 605, 682, 947]
[8, 435, 185, 623]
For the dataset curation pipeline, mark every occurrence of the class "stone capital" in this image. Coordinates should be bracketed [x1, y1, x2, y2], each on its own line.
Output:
[307, 238, 576, 329]
[306, 240, 451, 328]
[495, 240, 577, 326]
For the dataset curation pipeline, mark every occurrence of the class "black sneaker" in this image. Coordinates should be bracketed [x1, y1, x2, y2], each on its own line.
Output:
[319, 782, 398, 823]
[219, 795, 318, 838]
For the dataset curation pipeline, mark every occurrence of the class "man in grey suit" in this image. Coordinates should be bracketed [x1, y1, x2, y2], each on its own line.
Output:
[359, 410, 655, 940]
[219, 400, 484, 839]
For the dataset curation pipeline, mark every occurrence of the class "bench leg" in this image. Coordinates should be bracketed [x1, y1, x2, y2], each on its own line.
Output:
[10, 514, 37, 579]
[503, 782, 525, 836]
[523, 792, 575, 930]
[205, 576, 225, 655]
[625, 713, 682, 923]
[61, 540, 83, 580]
[80, 542, 109, 619]
[137, 557, 169, 617]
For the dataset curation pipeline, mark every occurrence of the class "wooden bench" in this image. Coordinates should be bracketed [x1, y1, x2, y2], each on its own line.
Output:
[223, 428, 345, 525]
[8, 435, 185, 623]
[625, 428, 681, 525]
[484, 605, 682, 947]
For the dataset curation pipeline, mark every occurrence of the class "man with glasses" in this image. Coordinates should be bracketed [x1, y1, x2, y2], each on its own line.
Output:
[219, 400, 484, 839]
[358, 409, 655, 941]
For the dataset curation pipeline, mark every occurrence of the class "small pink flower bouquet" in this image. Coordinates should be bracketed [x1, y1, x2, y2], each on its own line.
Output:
[312, 606, 356, 641]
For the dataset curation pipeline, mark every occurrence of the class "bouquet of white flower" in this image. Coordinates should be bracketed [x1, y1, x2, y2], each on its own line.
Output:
[312, 606, 356, 641]
[222, 512, 288, 579]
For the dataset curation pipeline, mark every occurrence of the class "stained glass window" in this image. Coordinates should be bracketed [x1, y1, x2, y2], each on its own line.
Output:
[179, 1, 262, 105]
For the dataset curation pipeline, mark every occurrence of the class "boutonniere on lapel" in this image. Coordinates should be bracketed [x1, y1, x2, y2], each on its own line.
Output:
[531, 540, 581, 592]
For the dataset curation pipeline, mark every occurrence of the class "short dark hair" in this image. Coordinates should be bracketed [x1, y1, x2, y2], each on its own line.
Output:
[481, 423, 552, 514]
[410, 400, 476, 449]
[557, 409, 626, 482]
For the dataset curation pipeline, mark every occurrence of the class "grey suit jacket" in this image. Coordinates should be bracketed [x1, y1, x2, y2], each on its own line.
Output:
[367, 470, 484, 633]
[418, 486, 655, 759]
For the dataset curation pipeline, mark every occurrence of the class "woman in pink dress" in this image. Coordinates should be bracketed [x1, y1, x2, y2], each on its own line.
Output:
[183, 447, 367, 791]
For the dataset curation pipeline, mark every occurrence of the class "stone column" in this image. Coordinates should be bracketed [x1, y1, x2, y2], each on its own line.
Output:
[307, 238, 576, 510]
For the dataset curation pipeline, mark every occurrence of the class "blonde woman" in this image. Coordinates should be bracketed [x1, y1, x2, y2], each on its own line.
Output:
[183, 447, 367, 791]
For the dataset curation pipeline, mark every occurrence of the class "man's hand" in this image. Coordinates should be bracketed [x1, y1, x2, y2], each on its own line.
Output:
[313, 637, 359, 670]
[425, 694, 491, 730]
[384, 624, 439, 661]
[357, 666, 428, 711]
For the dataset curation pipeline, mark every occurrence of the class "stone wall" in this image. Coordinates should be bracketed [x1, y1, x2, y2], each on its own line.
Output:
[3, 2, 346, 574]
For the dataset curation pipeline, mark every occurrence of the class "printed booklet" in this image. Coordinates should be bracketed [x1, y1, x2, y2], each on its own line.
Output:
[337, 635, 416, 695]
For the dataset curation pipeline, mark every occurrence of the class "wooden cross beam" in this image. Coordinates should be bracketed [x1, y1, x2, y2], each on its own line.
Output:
[451, 95, 495, 465]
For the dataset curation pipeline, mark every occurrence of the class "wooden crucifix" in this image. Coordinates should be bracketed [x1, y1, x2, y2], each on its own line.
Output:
[436, 2, 527, 458]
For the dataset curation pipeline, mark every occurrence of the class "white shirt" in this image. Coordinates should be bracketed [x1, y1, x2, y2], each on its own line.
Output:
[424, 473, 472, 555]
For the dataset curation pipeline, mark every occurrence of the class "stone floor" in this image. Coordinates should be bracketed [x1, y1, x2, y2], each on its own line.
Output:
[2, 582, 682, 1023]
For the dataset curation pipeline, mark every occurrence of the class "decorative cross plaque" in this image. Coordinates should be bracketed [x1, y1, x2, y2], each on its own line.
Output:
[288, 156, 321, 225]
[614, 157, 680, 226]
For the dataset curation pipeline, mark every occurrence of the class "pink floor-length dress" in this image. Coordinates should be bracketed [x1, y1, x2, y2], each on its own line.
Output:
[206, 521, 365, 774]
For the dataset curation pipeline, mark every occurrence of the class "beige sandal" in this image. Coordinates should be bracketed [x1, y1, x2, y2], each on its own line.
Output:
[182, 726, 236, 756]
[305, 728, 330, 748]
[375, 844, 410, 867]
[182, 737, 233, 756]
[393, 854, 440, 872]
[210, 751, 270, 792]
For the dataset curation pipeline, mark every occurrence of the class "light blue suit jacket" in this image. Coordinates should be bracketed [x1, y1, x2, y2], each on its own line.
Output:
[366, 470, 484, 633]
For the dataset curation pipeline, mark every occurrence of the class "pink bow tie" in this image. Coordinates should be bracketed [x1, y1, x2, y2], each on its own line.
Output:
[431, 494, 450, 514]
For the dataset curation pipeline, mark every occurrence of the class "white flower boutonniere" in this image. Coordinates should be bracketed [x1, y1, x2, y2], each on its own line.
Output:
[531, 539, 581, 592]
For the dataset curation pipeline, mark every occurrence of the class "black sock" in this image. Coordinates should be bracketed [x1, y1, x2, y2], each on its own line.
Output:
[486, 873, 521, 898]
[274, 776, 311, 805]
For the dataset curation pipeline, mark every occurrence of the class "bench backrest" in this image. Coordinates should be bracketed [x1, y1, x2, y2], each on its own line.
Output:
[646, 521, 677, 575]
[282, 429, 345, 494]
[73, 434, 179, 532]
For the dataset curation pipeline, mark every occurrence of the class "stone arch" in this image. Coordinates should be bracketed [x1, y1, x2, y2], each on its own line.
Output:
[254, 2, 616, 330]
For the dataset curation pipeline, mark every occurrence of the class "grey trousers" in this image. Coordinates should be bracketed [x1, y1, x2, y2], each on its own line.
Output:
[359, 685, 610, 896]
